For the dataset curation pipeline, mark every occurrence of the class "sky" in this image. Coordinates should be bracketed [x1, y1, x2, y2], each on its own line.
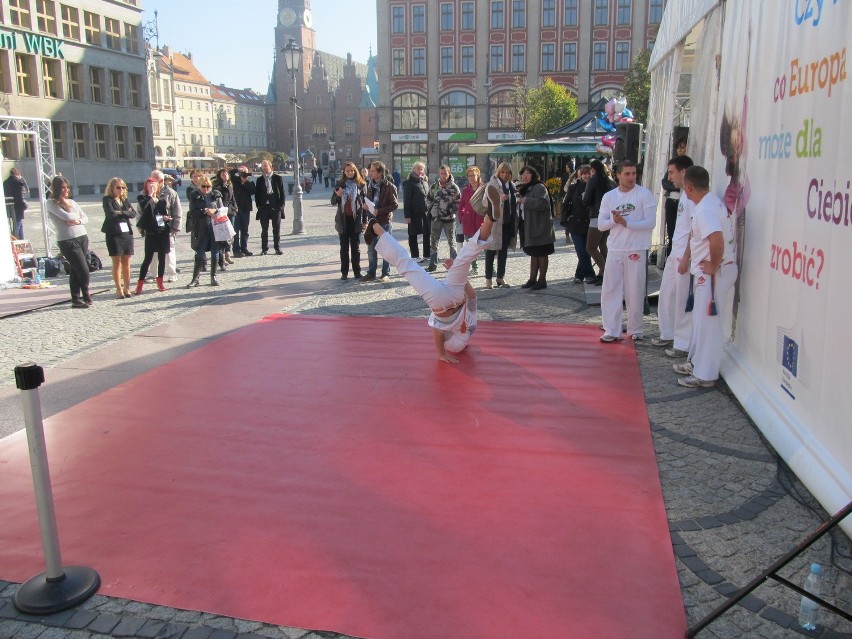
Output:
[140, 1, 378, 94]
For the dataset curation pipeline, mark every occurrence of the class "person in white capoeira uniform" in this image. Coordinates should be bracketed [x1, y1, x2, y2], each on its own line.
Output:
[653, 155, 695, 356]
[371, 215, 497, 364]
[597, 160, 657, 342]
[673, 166, 737, 388]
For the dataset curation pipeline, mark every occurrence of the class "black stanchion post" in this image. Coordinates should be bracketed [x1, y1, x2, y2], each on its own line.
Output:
[12, 363, 100, 614]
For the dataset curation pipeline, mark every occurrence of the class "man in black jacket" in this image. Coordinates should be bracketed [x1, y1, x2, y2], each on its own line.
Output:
[254, 159, 286, 255]
[231, 165, 256, 256]
[4, 168, 28, 239]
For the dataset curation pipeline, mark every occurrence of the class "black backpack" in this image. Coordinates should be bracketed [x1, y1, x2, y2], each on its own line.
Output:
[62, 251, 102, 274]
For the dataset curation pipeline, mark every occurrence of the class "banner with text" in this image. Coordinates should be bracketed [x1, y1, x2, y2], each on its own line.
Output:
[716, 0, 850, 512]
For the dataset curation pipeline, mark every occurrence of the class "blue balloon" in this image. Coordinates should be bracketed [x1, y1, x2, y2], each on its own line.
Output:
[597, 117, 616, 131]
[622, 108, 634, 119]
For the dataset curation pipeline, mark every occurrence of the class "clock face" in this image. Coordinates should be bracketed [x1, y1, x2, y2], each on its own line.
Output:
[279, 7, 296, 27]
[302, 8, 313, 28]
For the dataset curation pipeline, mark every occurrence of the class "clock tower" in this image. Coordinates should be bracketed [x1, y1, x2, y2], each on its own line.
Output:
[272, 0, 316, 155]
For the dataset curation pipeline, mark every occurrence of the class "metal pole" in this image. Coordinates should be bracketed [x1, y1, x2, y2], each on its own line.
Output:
[291, 70, 304, 235]
[12, 363, 100, 614]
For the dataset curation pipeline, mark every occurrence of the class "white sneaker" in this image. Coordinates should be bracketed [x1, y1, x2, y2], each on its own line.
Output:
[165, 276, 178, 283]
[672, 361, 694, 375]
[677, 375, 715, 388]
[651, 338, 672, 346]
[600, 334, 619, 343]
[665, 348, 688, 358]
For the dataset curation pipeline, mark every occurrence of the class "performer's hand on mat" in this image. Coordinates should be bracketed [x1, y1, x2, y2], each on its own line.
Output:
[443, 258, 454, 269]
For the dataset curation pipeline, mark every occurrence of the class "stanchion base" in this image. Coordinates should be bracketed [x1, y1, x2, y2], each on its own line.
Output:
[13, 566, 100, 614]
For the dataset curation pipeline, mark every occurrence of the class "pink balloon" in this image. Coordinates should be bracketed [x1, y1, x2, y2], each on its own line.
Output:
[607, 113, 616, 123]
[604, 99, 616, 115]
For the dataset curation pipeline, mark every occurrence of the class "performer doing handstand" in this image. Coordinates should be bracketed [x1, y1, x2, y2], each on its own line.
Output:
[371, 215, 497, 364]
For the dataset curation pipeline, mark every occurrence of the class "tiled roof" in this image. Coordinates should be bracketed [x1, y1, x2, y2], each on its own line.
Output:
[316, 51, 367, 89]
[211, 85, 265, 105]
[169, 51, 209, 86]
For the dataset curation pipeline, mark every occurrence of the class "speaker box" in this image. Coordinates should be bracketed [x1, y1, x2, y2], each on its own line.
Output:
[614, 123, 643, 164]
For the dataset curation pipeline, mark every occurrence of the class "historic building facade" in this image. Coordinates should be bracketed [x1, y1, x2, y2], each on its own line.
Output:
[270, 0, 370, 171]
[0, 0, 151, 194]
[211, 84, 267, 162]
[376, 0, 664, 177]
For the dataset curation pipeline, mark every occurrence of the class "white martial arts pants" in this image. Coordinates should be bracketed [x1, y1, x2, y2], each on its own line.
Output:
[658, 255, 692, 350]
[376, 228, 490, 311]
[688, 262, 737, 381]
[600, 249, 647, 338]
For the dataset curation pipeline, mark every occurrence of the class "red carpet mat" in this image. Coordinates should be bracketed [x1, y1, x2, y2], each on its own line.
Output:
[0, 315, 685, 638]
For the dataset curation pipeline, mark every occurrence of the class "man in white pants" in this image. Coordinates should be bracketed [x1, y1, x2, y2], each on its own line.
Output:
[673, 166, 737, 388]
[372, 215, 496, 364]
[597, 160, 656, 342]
[653, 155, 694, 356]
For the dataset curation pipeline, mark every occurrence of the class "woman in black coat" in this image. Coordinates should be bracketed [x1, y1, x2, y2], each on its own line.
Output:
[403, 162, 430, 261]
[582, 159, 615, 284]
[186, 176, 224, 287]
[212, 168, 237, 267]
[102, 177, 136, 298]
[331, 161, 368, 279]
[562, 164, 596, 283]
[135, 178, 172, 294]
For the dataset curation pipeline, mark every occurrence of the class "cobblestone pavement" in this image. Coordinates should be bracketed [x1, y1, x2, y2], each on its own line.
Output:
[0, 188, 849, 638]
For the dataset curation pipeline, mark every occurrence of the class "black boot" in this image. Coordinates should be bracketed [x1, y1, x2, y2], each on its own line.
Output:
[187, 257, 202, 287]
[210, 260, 219, 286]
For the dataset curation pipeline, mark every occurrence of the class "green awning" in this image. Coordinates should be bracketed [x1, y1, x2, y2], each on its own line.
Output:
[492, 137, 602, 155]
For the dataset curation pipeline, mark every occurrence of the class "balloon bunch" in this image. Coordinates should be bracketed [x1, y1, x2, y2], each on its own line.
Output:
[595, 96, 635, 155]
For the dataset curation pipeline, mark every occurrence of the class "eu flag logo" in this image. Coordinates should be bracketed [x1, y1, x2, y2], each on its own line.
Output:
[782, 336, 798, 376]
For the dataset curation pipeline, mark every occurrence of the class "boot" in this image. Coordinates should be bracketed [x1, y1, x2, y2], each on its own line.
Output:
[134, 279, 144, 295]
[156, 277, 166, 292]
[187, 258, 201, 288]
[224, 250, 234, 265]
[201, 257, 208, 272]
[210, 261, 219, 286]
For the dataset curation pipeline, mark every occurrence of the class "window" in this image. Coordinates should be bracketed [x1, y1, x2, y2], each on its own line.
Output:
[110, 70, 123, 105]
[89, 66, 103, 102]
[593, 42, 607, 70]
[392, 92, 427, 130]
[490, 45, 504, 72]
[562, 42, 577, 70]
[66, 61, 81, 99]
[542, 0, 556, 27]
[617, 0, 631, 24]
[129, 74, 141, 107]
[114, 126, 127, 159]
[10, 0, 32, 29]
[441, 47, 454, 74]
[392, 6, 405, 33]
[511, 44, 525, 72]
[312, 124, 327, 136]
[491, 1, 504, 28]
[60, 4, 79, 39]
[133, 127, 144, 159]
[594, 0, 608, 25]
[94, 124, 108, 158]
[615, 41, 630, 69]
[72, 122, 87, 158]
[440, 3, 453, 30]
[541, 43, 555, 72]
[125, 23, 139, 54]
[36, 0, 57, 34]
[512, 0, 526, 28]
[564, 0, 578, 25]
[15, 54, 36, 96]
[104, 17, 121, 49]
[42, 58, 60, 98]
[152, 119, 160, 136]
[440, 91, 475, 129]
[412, 48, 425, 75]
[461, 46, 474, 73]
[165, 120, 173, 136]
[392, 49, 405, 76]
[52, 122, 65, 159]
[461, 2, 474, 29]
[412, 4, 425, 32]
[488, 91, 521, 129]
[84, 11, 100, 45]
[648, 0, 663, 23]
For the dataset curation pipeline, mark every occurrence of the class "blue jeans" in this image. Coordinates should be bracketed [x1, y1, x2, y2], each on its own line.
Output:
[570, 232, 596, 279]
[11, 217, 24, 239]
[367, 222, 391, 276]
[233, 208, 250, 253]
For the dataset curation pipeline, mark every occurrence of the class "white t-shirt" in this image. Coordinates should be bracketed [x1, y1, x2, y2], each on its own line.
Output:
[689, 192, 736, 275]
[671, 196, 695, 259]
[597, 185, 657, 250]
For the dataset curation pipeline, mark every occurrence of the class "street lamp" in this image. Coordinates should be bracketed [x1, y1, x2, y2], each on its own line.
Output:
[283, 38, 305, 234]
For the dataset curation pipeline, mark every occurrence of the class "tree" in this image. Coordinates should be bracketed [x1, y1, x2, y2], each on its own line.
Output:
[525, 78, 579, 139]
[622, 48, 652, 125]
